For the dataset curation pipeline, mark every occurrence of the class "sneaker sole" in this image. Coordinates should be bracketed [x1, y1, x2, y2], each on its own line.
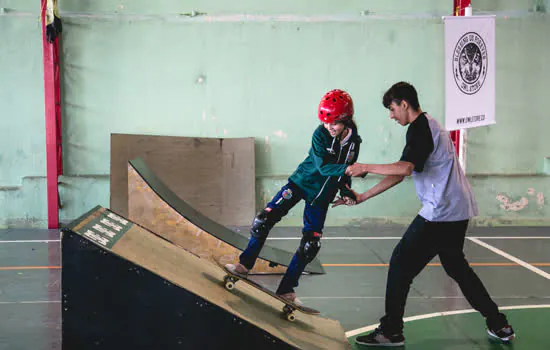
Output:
[487, 329, 515, 342]
[224, 265, 249, 278]
[355, 339, 405, 347]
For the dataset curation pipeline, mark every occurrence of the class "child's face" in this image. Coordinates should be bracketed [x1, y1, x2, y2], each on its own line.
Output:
[323, 122, 346, 137]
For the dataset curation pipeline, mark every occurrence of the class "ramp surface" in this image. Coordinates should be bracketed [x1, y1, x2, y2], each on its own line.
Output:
[62, 206, 349, 350]
[128, 157, 325, 275]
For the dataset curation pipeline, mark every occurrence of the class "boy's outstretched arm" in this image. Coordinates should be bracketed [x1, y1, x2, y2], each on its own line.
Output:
[356, 175, 404, 203]
[345, 161, 414, 177]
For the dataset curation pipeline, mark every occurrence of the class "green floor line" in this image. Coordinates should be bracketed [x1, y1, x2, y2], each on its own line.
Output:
[348, 305, 550, 349]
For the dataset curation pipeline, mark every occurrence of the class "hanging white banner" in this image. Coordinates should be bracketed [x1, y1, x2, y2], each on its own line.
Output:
[444, 15, 495, 131]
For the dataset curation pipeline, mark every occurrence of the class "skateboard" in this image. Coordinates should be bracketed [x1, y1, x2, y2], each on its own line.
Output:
[217, 261, 320, 322]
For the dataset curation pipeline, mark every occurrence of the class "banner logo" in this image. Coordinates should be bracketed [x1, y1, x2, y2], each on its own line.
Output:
[453, 32, 488, 95]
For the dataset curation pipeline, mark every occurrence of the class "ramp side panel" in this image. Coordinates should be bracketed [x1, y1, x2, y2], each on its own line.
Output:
[62, 230, 295, 350]
[128, 157, 325, 275]
[65, 207, 349, 350]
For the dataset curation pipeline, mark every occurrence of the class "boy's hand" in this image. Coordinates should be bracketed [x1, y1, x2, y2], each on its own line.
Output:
[345, 163, 368, 177]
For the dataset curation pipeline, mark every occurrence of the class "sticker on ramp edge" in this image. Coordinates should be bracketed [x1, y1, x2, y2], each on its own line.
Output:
[72, 210, 133, 249]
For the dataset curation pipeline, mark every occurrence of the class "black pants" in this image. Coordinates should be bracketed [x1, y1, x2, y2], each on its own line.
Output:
[380, 215, 507, 333]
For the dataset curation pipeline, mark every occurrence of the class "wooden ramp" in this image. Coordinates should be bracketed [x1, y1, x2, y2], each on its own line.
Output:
[62, 206, 349, 350]
[127, 157, 325, 275]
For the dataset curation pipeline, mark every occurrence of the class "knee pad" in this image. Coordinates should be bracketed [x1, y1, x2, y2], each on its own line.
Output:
[250, 208, 277, 239]
[297, 232, 322, 263]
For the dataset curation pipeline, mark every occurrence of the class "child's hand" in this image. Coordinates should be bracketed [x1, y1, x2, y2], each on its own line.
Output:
[331, 196, 357, 208]
[345, 184, 364, 203]
[331, 196, 345, 207]
[343, 196, 357, 206]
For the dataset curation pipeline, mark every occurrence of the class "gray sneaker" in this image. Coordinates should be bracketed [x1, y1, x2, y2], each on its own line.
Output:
[225, 263, 249, 277]
[488, 325, 515, 342]
[277, 292, 303, 307]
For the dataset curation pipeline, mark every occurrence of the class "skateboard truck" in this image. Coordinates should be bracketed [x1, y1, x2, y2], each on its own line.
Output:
[282, 305, 297, 322]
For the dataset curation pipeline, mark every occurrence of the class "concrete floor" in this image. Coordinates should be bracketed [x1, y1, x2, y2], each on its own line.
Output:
[1, 224, 549, 349]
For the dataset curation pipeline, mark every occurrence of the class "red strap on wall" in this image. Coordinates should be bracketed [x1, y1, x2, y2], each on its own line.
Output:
[41, 0, 62, 228]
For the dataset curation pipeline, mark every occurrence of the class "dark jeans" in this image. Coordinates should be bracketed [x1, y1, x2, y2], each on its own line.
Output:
[380, 215, 507, 333]
[239, 181, 328, 294]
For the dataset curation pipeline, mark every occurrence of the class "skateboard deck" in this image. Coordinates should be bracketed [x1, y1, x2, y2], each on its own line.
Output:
[216, 261, 320, 322]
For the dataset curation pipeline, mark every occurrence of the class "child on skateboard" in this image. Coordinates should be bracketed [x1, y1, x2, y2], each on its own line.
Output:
[226, 89, 362, 306]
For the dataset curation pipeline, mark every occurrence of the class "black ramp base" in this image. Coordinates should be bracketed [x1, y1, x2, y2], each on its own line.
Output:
[61, 229, 295, 350]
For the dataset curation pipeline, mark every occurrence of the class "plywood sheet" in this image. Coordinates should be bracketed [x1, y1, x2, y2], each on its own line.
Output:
[110, 134, 255, 226]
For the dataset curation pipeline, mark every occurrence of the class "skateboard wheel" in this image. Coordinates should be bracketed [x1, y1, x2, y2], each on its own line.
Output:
[223, 276, 235, 290]
[286, 312, 296, 322]
[225, 281, 234, 290]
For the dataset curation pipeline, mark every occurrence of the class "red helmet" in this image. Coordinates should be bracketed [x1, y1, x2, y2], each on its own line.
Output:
[318, 89, 354, 123]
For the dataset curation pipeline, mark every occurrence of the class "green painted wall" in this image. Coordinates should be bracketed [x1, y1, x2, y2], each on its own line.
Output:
[1, 0, 548, 227]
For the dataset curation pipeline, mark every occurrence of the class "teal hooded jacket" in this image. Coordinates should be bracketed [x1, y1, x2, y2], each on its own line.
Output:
[288, 124, 362, 208]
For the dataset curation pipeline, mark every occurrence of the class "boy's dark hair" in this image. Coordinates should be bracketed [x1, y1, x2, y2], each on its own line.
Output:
[382, 82, 420, 111]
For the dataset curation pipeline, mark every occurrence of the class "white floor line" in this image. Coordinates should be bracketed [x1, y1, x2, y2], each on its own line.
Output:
[0, 237, 547, 243]
[0, 240, 60, 243]
[301, 296, 550, 300]
[468, 237, 550, 280]
[345, 304, 550, 337]
[267, 237, 402, 240]
[267, 236, 550, 240]
[0, 300, 60, 305]
[468, 236, 550, 239]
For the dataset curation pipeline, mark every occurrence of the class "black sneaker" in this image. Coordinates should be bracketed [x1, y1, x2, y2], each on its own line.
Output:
[355, 327, 405, 347]
[488, 325, 515, 342]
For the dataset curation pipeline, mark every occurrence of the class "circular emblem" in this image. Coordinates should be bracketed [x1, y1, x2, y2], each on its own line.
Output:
[282, 189, 293, 200]
[453, 32, 488, 95]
